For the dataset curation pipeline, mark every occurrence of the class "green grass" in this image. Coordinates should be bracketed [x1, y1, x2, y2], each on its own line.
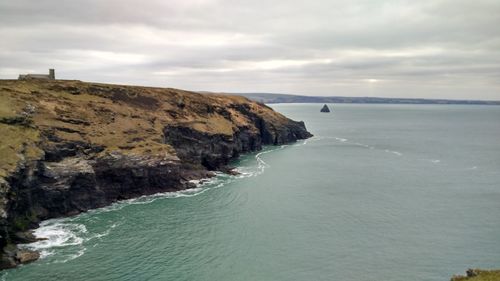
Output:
[0, 124, 41, 178]
[0, 94, 17, 119]
[451, 269, 500, 281]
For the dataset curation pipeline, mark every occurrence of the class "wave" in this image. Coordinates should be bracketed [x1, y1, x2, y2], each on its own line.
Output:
[20, 144, 288, 264]
[19, 220, 87, 263]
[23, 221, 85, 249]
[418, 158, 442, 164]
[384, 149, 403, 156]
[53, 248, 86, 264]
[295, 136, 326, 146]
[334, 136, 403, 155]
[236, 145, 286, 178]
[18, 216, 125, 265]
[353, 142, 375, 150]
[70, 146, 285, 217]
[310, 135, 406, 157]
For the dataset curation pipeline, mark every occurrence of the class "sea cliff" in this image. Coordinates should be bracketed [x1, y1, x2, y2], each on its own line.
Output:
[0, 80, 312, 269]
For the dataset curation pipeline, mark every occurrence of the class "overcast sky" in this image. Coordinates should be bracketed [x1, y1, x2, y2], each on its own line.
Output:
[1, 0, 499, 100]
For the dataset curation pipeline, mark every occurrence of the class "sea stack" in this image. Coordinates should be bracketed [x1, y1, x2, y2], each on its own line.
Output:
[320, 104, 331, 113]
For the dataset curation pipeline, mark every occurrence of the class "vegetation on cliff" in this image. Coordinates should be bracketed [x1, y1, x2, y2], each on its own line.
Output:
[451, 269, 500, 281]
[0, 79, 311, 269]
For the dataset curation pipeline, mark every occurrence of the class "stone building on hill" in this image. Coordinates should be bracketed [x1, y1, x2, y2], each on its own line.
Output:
[18, 69, 55, 80]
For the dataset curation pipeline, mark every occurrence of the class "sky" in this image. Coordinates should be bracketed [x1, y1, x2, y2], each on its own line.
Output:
[1, 0, 499, 100]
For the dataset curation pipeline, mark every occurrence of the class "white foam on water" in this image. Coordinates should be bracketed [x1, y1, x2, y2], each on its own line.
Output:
[52, 248, 86, 264]
[353, 142, 375, 149]
[237, 147, 277, 177]
[301, 136, 325, 144]
[384, 149, 402, 156]
[297, 135, 355, 146]
[19, 144, 289, 264]
[321, 136, 407, 158]
[82, 185, 214, 216]
[19, 220, 89, 263]
[23, 221, 86, 250]
[20, 217, 128, 265]
[19, 214, 129, 264]
[254, 145, 287, 174]
[419, 158, 442, 164]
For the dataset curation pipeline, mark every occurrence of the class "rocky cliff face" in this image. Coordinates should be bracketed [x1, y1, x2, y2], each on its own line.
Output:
[0, 80, 312, 269]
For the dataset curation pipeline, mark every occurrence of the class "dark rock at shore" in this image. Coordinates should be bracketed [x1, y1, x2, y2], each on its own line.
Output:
[0, 80, 313, 269]
[224, 168, 241, 176]
[0, 245, 39, 269]
[12, 231, 44, 244]
[16, 249, 39, 264]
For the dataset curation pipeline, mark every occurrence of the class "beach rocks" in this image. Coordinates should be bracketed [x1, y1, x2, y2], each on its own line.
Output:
[12, 231, 41, 244]
[15, 249, 40, 264]
[0, 245, 40, 268]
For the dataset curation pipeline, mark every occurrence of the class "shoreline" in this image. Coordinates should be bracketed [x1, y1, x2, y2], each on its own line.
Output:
[0, 80, 312, 269]
[14, 144, 288, 267]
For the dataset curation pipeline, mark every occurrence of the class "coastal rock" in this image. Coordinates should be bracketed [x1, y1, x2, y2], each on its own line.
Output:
[15, 249, 39, 264]
[320, 104, 331, 113]
[12, 231, 42, 244]
[0, 245, 39, 267]
[0, 79, 312, 269]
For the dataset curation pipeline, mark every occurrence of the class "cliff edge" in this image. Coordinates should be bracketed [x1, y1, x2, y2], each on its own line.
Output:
[451, 269, 500, 281]
[0, 79, 312, 269]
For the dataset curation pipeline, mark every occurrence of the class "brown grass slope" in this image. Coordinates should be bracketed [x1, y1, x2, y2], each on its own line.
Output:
[0, 79, 304, 177]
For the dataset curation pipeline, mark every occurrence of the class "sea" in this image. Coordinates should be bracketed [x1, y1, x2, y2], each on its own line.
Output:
[2, 104, 500, 281]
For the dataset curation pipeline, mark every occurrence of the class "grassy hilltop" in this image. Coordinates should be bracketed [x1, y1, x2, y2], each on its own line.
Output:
[0, 79, 301, 178]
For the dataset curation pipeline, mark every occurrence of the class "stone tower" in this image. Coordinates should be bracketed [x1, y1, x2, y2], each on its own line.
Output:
[49, 69, 55, 79]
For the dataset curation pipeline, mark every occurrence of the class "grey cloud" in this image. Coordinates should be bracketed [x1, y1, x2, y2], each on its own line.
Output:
[0, 0, 499, 99]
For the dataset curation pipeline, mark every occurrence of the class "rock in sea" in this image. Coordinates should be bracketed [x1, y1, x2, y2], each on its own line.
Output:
[320, 104, 331, 113]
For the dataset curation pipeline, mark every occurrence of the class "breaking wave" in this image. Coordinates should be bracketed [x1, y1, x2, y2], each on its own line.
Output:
[384, 149, 403, 156]
[20, 144, 290, 264]
[18, 217, 122, 264]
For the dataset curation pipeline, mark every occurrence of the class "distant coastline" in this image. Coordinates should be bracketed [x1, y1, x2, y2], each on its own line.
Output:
[231, 93, 500, 105]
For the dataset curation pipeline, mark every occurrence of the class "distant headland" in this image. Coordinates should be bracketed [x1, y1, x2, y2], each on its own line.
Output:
[232, 92, 500, 105]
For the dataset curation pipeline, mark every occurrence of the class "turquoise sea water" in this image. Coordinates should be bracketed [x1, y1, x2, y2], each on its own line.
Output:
[3, 104, 500, 281]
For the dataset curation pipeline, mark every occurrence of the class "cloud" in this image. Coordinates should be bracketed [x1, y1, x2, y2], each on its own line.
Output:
[0, 0, 499, 99]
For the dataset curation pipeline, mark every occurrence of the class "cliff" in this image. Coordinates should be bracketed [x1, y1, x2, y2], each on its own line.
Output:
[0, 79, 312, 269]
